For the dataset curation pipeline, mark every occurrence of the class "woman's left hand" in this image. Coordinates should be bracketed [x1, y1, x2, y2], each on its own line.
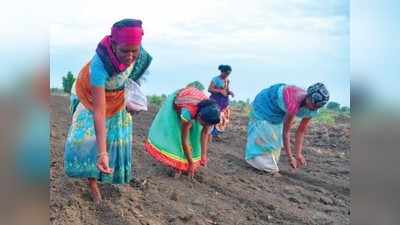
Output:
[229, 91, 235, 98]
[296, 154, 307, 167]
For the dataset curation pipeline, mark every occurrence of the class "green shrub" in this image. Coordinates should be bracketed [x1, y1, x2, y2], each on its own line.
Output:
[147, 95, 167, 107]
[326, 101, 341, 112]
[315, 108, 335, 125]
[62, 71, 75, 94]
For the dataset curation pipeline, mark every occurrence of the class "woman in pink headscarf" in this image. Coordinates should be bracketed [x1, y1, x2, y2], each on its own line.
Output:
[64, 19, 152, 203]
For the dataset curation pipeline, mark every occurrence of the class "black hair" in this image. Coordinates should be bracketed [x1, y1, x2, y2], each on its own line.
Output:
[197, 99, 221, 125]
[218, 64, 232, 73]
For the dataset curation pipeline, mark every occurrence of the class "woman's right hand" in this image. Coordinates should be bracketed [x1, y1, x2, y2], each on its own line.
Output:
[97, 154, 113, 174]
[288, 156, 298, 169]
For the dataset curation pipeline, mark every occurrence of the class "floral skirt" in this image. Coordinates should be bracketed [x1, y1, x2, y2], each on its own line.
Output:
[64, 100, 133, 184]
[244, 108, 283, 172]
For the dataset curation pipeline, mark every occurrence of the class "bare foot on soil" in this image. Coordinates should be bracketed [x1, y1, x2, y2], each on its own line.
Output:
[271, 171, 282, 178]
[88, 180, 102, 205]
[174, 171, 182, 179]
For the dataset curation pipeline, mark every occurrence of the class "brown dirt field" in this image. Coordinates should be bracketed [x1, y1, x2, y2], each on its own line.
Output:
[50, 95, 350, 225]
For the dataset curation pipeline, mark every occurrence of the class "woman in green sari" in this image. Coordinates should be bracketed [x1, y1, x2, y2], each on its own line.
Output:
[144, 86, 220, 178]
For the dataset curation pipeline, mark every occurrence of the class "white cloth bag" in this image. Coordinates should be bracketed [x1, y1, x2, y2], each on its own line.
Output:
[125, 79, 148, 112]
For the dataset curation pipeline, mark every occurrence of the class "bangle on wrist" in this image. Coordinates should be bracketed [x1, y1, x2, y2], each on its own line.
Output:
[97, 152, 108, 158]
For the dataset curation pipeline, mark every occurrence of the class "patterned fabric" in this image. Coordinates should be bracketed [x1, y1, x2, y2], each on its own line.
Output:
[74, 47, 151, 117]
[283, 85, 307, 115]
[307, 83, 330, 107]
[252, 83, 287, 124]
[75, 63, 125, 117]
[210, 76, 229, 111]
[91, 47, 151, 88]
[209, 94, 229, 111]
[129, 47, 152, 84]
[90, 53, 133, 89]
[244, 107, 283, 161]
[245, 84, 320, 171]
[283, 85, 320, 118]
[144, 91, 204, 172]
[252, 84, 319, 125]
[212, 107, 231, 137]
[96, 34, 152, 78]
[64, 20, 152, 183]
[64, 103, 132, 184]
[95, 36, 129, 76]
[210, 76, 230, 137]
[174, 87, 208, 118]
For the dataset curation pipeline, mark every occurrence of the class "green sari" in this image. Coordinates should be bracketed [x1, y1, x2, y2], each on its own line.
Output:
[144, 91, 204, 172]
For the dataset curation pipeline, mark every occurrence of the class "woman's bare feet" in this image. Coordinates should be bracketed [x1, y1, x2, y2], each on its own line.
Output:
[200, 158, 208, 167]
[271, 171, 282, 178]
[174, 170, 182, 179]
[88, 179, 102, 204]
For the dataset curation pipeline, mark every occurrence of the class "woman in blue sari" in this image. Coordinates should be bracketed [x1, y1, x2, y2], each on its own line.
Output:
[244, 83, 329, 175]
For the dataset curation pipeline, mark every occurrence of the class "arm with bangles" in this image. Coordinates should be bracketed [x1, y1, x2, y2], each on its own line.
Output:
[92, 87, 113, 174]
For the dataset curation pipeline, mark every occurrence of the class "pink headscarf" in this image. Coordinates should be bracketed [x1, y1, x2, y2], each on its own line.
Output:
[111, 26, 143, 45]
[95, 19, 144, 75]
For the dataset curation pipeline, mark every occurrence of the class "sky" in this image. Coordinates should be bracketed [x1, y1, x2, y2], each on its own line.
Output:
[49, 0, 350, 106]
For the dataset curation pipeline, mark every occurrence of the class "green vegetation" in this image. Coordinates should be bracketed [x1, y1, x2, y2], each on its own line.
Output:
[326, 101, 341, 111]
[147, 94, 167, 107]
[230, 99, 251, 115]
[314, 108, 336, 125]
[62, 71, 75, 94]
